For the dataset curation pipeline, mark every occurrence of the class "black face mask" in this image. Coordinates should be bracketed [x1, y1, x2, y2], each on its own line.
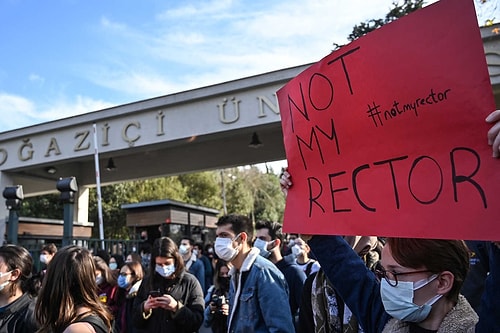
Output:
[219, 276, 230, 290]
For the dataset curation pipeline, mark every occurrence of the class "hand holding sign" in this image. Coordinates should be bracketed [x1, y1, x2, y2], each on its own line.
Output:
[486, 110, 500, 158]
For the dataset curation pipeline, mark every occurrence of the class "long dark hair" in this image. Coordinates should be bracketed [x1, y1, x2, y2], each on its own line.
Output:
[148, 237, 185, 291]
[35, 245, 113, 333]
[0, 244, 37, 297]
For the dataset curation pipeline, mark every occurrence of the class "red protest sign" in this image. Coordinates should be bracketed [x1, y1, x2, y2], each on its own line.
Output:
[277, 0, 499, 240]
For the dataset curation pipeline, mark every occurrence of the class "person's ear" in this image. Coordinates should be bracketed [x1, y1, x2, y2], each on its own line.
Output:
[239, 232, 248, 245]
[436, 271, 454, 295]
[10, 268, 21, 282]
[269, 239, 281, 251]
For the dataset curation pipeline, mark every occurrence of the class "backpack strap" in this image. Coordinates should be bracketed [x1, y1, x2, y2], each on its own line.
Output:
[305, 260, 315, 276]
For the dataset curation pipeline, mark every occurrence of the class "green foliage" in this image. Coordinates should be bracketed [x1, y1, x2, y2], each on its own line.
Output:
[178, 172, 223, 209]
[21, 193, 62, 219]
[333, 0, 425, 49]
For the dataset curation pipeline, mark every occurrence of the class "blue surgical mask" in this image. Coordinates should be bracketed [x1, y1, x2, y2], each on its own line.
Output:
[254, 238, 272, 259]
[117, 275, 130, 289]
[380, 274, 442, 322]
[156, 264, 175, 278]
[109, 263, 118, 270]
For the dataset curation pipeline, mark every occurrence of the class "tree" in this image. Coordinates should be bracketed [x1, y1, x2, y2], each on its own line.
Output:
[178, 171, 223, 209]
[21, 193, 62, 219]
[333, 0, 425, 49]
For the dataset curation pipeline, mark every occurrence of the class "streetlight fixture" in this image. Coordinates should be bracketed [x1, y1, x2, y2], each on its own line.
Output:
[3, 185, 24, 244]
[57, 177, 78, 246]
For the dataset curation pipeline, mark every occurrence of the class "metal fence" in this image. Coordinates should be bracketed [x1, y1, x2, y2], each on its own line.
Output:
[19, 236, 143, 273]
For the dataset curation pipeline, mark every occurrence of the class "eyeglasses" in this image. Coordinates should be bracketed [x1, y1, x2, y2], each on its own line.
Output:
[375, 267, 432, 287]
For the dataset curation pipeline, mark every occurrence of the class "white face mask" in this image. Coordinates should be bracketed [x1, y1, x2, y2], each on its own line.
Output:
[40, 254, 49, 264]
[254, 238, 272, 259]
[192, 249, 199, 257]
[179, 244, 190, 255]
[0, 271, 12, 292]
[292, 244, 303, 257]
[214, 233, 241, 262]
[95, 274, 104, 286]
[380, 274, 442, 322]
[156, 264, 175, 278]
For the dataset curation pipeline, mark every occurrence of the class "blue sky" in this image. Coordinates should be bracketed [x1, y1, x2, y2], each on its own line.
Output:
[0, 0, 495, 136]
[0, 0, 432, 133]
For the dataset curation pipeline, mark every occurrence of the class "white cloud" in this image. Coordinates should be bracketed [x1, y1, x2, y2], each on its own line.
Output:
[0, 93, 35, 117]
[0, 92, 114, 132]
[28, 74, 45, 84]
[156, 0, 234, 20]
[37, 95, 114, 120]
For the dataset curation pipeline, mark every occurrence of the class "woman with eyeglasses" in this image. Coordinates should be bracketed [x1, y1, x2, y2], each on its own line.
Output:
[281, 169, 492, 332]
[301, 236, 480, 333]
[115, 261, 144, 333]
[279, 109, 500, 332]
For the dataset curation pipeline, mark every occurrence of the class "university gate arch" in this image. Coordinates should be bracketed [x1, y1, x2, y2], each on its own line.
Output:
[0, 64, 310, 237]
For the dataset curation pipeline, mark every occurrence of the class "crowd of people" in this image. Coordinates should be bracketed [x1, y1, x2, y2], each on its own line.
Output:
[0, 109, 497, 332]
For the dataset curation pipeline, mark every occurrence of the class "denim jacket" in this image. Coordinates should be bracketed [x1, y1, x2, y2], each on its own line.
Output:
[227, 247, 295, 333]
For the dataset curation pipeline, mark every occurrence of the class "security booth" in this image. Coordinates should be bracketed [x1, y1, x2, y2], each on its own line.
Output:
[122, 199, 219, 247]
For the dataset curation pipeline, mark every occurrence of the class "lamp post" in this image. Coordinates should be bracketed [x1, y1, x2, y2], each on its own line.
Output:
[2, 185, 24, 244]
[220, 170, 227, 215]
[57, 177, 78, 246]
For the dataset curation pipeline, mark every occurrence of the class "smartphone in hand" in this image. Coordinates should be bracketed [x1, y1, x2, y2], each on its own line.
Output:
[149, 290, 162, 298]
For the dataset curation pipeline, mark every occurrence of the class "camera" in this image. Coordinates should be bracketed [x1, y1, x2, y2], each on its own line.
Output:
[211, 294, 226, 308]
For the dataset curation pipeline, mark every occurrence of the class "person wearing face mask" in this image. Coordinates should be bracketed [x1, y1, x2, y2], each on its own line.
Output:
[0, 244, 39, 332]
[33, 243, 58, 295]
[203, 260, 231, 333]
[179, 237, 205, 293]
[132, 236, 204, 332]
[109, 254, 125, 274]
[292, 237, 321, 276]
[39, 243, 57, 270]
[214, 214, 295, 333]
[93, 256, 120, 328]
[281, 171, 479, 332]
[116, 261, 144, 333]
[254, 220, 306, 331]
[311, 236, 477, 333]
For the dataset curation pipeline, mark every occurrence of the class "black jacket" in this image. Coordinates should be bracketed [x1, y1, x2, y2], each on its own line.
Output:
[0, 293, 38, 333]
[132, 271, 204, 333]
